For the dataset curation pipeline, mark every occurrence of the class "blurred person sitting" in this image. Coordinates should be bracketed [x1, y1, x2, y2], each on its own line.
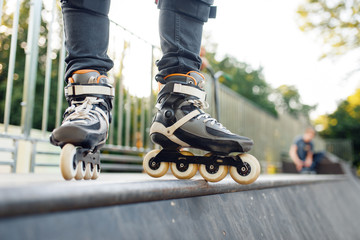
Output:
[289, 127, 324, 174]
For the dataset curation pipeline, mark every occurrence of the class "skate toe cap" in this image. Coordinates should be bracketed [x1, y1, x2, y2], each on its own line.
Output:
[237, 138, 253, 152]
[51, 125, 88, 146]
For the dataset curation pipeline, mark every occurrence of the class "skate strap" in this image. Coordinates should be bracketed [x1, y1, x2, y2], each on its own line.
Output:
[166, 110, 201, 135]
[173, 83, 206, 102]
[65, 84, 115, 98]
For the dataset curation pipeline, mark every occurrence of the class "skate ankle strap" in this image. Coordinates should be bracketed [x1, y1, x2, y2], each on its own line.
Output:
[159, 82, 206, 102]
[65, 84, 115, 98]
[173, 84, 206, 101]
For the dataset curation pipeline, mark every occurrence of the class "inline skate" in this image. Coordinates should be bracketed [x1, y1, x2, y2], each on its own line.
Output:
[50, 69, 114, 180]
[143, 71, 261, 184]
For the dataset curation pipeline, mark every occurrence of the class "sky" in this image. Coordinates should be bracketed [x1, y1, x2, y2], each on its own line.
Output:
[109, 0, 360, 120]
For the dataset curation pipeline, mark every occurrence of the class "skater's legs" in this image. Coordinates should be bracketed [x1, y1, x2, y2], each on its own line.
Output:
[155, 0, 216, 82]
[52, 1, 115, 180]
[145, 1, 260, 184]
[310, 151, 325, 171]
[299, 152, 324, 173]
[151, 0, 253, 154]
[60, 0, 113, 82]
[53, 0, 115, 148]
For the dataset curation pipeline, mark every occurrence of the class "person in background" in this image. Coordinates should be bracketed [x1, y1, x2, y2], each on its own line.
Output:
[289, 127, 324, 174]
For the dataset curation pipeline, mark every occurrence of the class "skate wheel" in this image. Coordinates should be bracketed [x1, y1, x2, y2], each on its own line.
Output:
[74, 160, 86, 180]
[60, 144, 77, 180]
[230, 153, 261, 185]
[84, 163, 94, 180]
[170, 151, 198, 179]
[91, 164, 100, 180]
[143, 149, 169, 178]
[199, 153, 228, 182]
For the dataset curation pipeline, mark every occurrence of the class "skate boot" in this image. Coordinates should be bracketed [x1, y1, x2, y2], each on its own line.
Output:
[50, 69, 114, 180]
[143, 71, 261, 184]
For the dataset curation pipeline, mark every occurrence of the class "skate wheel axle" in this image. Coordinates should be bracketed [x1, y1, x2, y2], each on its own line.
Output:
[60, 144, 101, 181]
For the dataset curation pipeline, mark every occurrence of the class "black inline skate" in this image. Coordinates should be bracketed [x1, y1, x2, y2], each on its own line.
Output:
[143, 71, 261, 184]
[50, 69, 114, 180]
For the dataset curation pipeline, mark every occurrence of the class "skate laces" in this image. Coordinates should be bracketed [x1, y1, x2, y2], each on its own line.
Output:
[189, 99, 231, 133]
[196, 114, 230, 132]
[65, 97, 107, 123]
[188, 99, 209, 109]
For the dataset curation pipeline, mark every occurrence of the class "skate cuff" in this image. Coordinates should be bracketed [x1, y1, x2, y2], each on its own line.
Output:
[172, 83, 206, 102]
[65, 84, 115, 98]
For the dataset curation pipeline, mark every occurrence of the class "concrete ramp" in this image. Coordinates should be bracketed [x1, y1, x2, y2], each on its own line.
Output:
[0, 167, 359, 240]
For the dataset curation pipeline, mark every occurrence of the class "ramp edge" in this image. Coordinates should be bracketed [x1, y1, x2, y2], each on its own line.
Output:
[0, 174, 347, 218]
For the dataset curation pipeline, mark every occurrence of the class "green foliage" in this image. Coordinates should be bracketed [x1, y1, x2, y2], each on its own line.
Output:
[0, 0, 65, 131]
[274, 85, 316, 117]
[203, 51, 315, 118]
[297, 0, 360, 165]
[297, 0, 360, 58]
[0, 0, 29, 126]
[204, 52, 278, 117]
[316, 89, 360, 166]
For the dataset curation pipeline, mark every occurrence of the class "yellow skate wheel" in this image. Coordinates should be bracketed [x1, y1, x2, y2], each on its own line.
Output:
[143, 149, 169, 178]
[199, 153, 228, 182]
[74, 160, 86, 180]
[84, 163, 94, 180]
[91, 164, 100, 180]
[170, 151, 198, 179]
[230, 153, 261, 185]
[60, 144, 77, 180]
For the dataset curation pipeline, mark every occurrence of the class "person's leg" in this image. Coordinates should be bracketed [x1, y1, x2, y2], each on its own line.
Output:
[155, 0, 216, 82]
[61, 0, 114, 82]
[144, 0, 260, 184]
[299, 160, 310, 174]
[310, 152, 325, 172]
[51, 0, 114, 152]
[150, 0, 254, 155]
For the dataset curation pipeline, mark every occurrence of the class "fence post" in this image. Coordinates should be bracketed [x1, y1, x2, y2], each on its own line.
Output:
[30, 140, 37, 172]
[15, 139, 32, 173]
[16, 0, 42, 173]
[3, 0, 21, 133]
[20, 0, 42, 137]
[116, 41, 126, 146]
[12, 139, 19, 173]
[55, 38, 66, 128]
[41, 0, 57, 136]
[148, 46, 155, 149]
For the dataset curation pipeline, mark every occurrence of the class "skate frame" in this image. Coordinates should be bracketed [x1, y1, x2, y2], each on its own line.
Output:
[74, 147, 100, 169]
[150, 149, 248, 173]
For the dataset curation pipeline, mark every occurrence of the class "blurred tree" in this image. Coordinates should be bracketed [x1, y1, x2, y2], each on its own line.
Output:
[204, 52, 278, 117]
[315, 88, 360, 166]
[297, 0, 360, 58]
[203, 50, 316, 118]
[273, 84, 317, 117]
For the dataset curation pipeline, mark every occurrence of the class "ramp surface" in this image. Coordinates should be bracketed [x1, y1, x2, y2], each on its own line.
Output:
[0, 167, 359, 240]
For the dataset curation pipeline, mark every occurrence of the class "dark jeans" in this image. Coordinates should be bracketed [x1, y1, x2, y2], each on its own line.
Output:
[60, 0, 113, 82]
[60, 0, 214, 83]
[301, 152, 325, 172]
